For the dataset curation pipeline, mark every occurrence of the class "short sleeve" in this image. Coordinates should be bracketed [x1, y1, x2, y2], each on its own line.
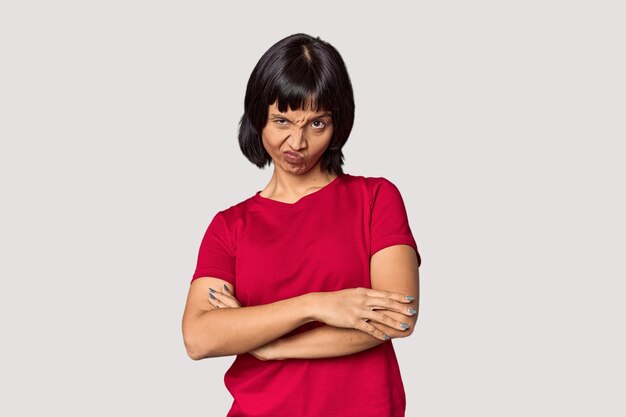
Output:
[191, 210, 236, 285]
[370, 178, 422, 266]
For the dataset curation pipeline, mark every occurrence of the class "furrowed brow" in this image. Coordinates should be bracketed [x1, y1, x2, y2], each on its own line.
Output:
[269, 111, 332, 122]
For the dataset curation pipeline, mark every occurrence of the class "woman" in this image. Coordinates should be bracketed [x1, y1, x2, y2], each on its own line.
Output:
[182, 33, 421, 417]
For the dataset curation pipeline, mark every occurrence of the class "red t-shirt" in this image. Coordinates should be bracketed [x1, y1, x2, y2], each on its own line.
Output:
[191, 173, 421, 417]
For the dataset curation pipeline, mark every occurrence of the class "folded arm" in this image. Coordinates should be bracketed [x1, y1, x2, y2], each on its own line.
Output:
[182, 278, 317, 360]
[267, 244, 420, 360]
[183, 245, 419, 361]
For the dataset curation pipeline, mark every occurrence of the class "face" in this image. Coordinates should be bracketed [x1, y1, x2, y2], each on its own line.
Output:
[261, 101, 334, 175]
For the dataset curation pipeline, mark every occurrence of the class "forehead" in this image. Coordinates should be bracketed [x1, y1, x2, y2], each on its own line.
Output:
[268, 101, 331, 118]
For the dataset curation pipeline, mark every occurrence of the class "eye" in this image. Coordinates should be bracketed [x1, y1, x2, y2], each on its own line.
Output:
[274, 118, 289, 125]
[311, 120, 326, 129]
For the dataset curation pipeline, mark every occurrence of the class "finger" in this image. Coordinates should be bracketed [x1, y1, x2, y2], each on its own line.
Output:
[362, 309, 411, 332]
[209, 288, 231, 308]
[221, 285, 242, 307]
[355, 319, 390, 341]
[365, 296, 416, 316]
[216, 292, 242, 307]
[363, 288, 415, 303]
[209, 287, 242, 308]
[208, 290, 224, 308]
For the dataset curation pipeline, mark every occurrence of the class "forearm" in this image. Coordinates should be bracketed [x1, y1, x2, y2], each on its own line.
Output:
[272, 324, 385, 360]
[186, 293, 315, 360]
[269, 307, 417, 360]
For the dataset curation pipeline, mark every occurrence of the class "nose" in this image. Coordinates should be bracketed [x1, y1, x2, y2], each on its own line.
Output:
[287, 126, 307, 150]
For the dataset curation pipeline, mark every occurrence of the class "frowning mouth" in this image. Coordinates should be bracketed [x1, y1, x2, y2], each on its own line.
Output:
[283, 151, 303, 163]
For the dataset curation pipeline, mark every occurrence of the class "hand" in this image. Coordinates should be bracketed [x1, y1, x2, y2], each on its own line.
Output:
[207, 284, 242, 309]
[313, 287, 417, 341]
[248, 341, 277, 361]
[207, 284, 277, 361]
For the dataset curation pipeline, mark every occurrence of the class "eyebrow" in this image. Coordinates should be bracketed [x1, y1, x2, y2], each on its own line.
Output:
[269, 111, 332, 122]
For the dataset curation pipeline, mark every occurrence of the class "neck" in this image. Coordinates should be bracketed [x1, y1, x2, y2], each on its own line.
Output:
[263, 168, 338, 197]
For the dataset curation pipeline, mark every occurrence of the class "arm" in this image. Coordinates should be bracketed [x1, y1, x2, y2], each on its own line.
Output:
[270, 325, 383, 360]
[190, 252, 417, 361]
[182, 277, 316, 360]
[265, 244, 420, 360]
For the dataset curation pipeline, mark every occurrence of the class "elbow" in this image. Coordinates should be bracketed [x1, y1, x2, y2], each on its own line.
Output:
[183, 327, 238, 360]
[183, 333, 212, 361]
[186, 348, 202, 361]
[185, 333, 223, 360]
[182, 315, 217, 360]
[185, 341, 208, 361]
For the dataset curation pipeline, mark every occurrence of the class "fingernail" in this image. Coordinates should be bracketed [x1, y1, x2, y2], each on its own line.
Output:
[209, 287, 215, 293]
[405, 295, 415, 301]
[209, 293, 216, 300]
[383, 335, 391, 340]
[400, 323, 409, 329]
[408, 307, 417, 314]
[223, 284, 229, 292]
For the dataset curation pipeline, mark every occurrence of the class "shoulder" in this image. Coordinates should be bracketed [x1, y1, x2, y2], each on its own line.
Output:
[199, 192, 256, 228]
[200, 196, 255, 250]
[214, 195, 256, 224]
[344, 173, 398, 186]
[343, 173, 401, 198]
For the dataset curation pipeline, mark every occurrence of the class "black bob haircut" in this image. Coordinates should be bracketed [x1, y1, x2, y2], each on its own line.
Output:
[238, 33, 355, 176]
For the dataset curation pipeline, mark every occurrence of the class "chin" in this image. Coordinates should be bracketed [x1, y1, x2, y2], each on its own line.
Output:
[279, 161, 307, 173]
[286, 166, 308, 174]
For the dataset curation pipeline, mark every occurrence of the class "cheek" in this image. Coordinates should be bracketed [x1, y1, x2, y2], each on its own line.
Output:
[261, 129, 279, 148]
[320, 130, 334, 148]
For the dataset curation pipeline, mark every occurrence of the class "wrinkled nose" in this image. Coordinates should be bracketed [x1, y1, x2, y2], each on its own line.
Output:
[287, 127, 306, 150]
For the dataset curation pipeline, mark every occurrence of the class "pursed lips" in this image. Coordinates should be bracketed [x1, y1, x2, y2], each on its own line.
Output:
[284, 151, 303, 158]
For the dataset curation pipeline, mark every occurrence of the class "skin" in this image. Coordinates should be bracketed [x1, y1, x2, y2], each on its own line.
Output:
[181, 99, 420, 361]
[258, 100, 337, 202]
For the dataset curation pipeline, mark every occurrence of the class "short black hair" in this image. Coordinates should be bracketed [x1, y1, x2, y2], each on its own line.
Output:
[238, 33, 355, 176]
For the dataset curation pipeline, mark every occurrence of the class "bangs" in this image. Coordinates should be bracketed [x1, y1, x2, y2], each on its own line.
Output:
[271, 64, 334, 114]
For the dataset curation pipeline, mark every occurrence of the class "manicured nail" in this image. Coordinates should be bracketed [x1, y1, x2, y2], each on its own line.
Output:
[209, 287, 215, 293]
[209, 293, 216, 300]
[223, 284, 229, 292]
[383, 335, 391, 340]
[405, 295, 415, 301]
[400, 323, 409, 330]
[408, 307, 417, 314]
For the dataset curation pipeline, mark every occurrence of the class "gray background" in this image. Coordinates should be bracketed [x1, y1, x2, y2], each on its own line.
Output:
[1, 1, 624, 416]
